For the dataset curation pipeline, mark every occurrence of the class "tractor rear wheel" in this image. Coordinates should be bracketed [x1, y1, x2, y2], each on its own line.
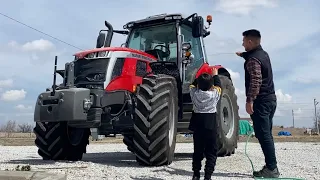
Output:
[216, 75, 240, 156]
[34, 122, 90, 161]
[133, 74, 178, 166]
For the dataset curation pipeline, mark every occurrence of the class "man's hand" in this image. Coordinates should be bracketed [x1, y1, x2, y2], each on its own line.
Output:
[246, 102, 254, 115]
[212, 67, 218, 76]
[236, 52, 243, 57]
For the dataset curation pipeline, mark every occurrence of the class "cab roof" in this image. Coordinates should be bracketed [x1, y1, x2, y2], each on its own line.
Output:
[123, 13, 192, 29]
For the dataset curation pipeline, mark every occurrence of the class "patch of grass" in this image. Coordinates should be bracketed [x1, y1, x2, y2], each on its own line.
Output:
[1, 133, 319, 146]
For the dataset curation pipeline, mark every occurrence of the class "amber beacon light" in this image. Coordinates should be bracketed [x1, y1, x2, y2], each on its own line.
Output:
[207, 15, 212, 25]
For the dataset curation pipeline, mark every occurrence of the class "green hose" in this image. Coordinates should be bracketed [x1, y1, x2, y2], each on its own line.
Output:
[244, 131, 305, 180]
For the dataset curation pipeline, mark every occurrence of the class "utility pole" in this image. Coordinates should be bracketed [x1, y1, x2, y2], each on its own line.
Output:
[292, 109, 295, 128]
[314, 99, 319, 135]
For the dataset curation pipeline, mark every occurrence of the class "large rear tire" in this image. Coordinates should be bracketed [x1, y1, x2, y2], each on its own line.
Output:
[216, 75, 240, 156]
[133, 74, 178, 166]
[34, 122, 90, 161]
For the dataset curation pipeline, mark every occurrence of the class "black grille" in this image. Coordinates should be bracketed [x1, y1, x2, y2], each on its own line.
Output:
[111, 58, 125, 81]
[74, 58, 110, 89]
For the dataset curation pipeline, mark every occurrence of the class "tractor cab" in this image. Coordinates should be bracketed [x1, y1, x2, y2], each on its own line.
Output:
[96, 13, 213, 85]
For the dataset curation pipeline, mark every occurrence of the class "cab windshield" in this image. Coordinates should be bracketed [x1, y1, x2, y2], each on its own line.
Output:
[126, 23, 177, 63]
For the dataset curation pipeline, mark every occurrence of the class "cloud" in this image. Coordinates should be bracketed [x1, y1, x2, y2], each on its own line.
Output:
[275, 89, 292, 102]
[294, 77, 320, 85]
[1, 89, 27, 101]
[8, 39, 55, 52]
[15, 113, 34, 117]
[0, 79, 13, 88]
[226, 68, 240, 81]
[214, 0, 278, 15]
[15, 104, 33, 111]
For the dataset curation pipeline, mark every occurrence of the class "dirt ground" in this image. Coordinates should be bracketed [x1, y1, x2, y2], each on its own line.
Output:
[0, 126, 319, 146]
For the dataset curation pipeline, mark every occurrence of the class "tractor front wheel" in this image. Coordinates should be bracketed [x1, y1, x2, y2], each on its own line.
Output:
[133, 74, 178, 166]
[34, 122, 90, 161]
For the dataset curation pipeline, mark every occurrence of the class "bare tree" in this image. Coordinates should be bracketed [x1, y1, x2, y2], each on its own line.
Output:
[1, 120, 17, 137]
[314, 111, 320, 134]
[18, 123, 33, 133]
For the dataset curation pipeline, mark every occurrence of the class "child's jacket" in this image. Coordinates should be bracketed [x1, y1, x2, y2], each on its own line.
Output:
[188, 75, 222, 131]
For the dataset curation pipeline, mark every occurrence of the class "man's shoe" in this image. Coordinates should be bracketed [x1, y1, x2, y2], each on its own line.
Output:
[253, 165, 280, 178]
[192, 175, 200, 180]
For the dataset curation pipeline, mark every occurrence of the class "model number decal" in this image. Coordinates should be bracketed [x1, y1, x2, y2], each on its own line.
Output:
[127, 53, 155, 62]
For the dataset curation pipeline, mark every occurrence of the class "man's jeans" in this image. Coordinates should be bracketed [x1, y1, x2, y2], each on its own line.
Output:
[250, 100, 278, 170]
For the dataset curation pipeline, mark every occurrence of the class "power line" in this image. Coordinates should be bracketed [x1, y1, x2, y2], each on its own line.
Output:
[207, 52, 235, 57]
[277, 102, 312, 104]
[0, 12, 83, 50]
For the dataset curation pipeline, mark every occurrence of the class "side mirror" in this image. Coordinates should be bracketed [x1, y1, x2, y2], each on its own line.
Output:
[191, 16, 204, 38]
[182, 42, 191, 51]
[96, 33, 106, 48]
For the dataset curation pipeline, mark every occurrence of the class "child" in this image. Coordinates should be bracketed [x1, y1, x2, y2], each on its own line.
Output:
[188, 67, 222, 180]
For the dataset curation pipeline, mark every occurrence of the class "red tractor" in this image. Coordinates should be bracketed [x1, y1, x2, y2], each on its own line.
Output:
[33, 13, 240, 166]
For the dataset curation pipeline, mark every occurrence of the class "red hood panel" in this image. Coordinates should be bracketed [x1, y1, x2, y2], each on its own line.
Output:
[74, 47, 156, 59]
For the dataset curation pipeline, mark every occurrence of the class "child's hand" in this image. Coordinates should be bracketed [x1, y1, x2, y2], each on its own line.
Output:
[212, 67, 218, 76]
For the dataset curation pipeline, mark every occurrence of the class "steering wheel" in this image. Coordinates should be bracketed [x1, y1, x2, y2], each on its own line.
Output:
[153, 45, 170, 58]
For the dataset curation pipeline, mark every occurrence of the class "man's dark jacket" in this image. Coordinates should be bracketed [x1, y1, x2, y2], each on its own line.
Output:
[242, 45, 276, 102]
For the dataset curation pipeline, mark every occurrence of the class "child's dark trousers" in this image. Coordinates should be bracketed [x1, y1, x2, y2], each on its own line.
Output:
[192, 128, 218, 179]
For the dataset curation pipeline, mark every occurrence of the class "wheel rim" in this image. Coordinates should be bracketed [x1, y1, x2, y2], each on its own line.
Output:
[168, 98, 175, 148]
[221, 93, 235, 139]
[67, 126, 85, 146]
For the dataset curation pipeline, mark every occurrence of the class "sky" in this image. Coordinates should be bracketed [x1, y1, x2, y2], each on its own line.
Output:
[0, 0, 319, 128]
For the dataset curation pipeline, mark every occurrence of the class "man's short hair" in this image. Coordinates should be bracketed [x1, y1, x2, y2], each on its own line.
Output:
[242, 29, 261, 39]
[197, 73, 212, 91]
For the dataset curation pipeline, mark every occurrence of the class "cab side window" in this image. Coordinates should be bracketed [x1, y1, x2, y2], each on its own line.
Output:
[181, 25, 204, 83]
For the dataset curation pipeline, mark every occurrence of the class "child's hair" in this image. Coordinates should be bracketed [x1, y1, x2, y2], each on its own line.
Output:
[197, 73, 213, 91]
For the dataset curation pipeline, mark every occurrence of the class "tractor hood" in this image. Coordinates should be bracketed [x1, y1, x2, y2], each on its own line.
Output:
[73, 47, 157, 61]
[72, 47, 157, 91]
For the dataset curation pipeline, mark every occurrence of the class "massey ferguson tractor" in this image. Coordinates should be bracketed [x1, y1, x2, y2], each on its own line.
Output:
[33, 13, 240, 166]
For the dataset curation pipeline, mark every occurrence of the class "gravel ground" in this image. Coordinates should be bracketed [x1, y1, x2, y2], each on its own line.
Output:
[0, 142, 319, 180]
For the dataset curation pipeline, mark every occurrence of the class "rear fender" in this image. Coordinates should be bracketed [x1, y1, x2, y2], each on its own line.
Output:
[196, 63, 232, 82]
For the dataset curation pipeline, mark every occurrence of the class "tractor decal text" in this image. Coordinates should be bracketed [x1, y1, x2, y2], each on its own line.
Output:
[127, 53, 155, 62]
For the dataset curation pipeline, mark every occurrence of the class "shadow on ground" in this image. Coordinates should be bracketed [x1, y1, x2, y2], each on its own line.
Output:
[153, 167, 252, 179]
[5, 152, 193, 167]
[4, 152, 251, 179]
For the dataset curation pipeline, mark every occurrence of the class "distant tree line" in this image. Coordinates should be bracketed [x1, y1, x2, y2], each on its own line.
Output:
[0, 120, 33, 137]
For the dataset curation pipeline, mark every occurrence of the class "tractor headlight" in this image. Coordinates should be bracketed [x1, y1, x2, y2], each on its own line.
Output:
[87, 53, 95, 58]
[97, 51, 108, 57]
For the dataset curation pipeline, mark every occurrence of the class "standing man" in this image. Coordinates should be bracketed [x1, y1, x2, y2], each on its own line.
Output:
[236, 29, 280, 178]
